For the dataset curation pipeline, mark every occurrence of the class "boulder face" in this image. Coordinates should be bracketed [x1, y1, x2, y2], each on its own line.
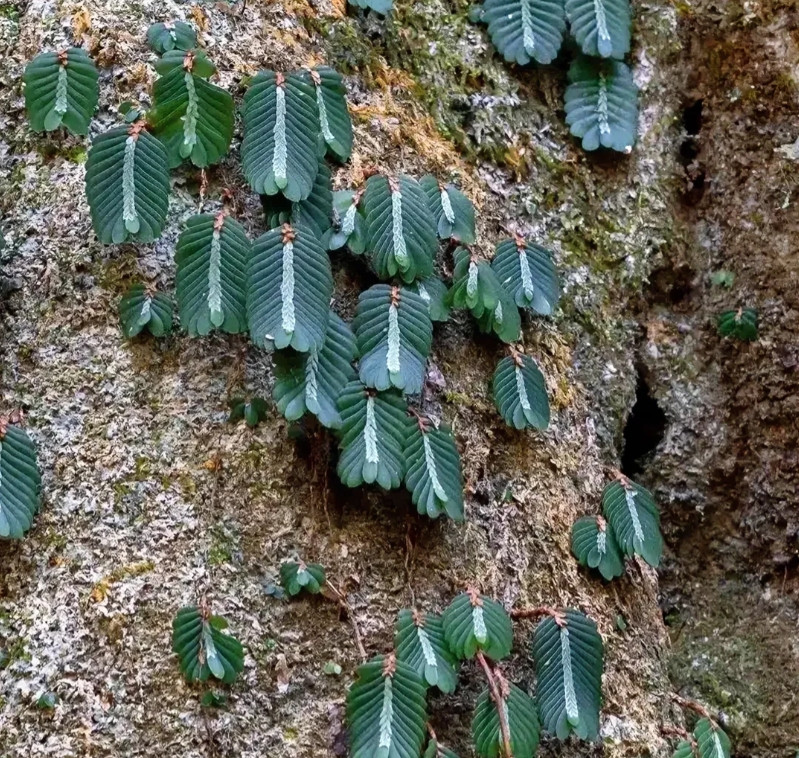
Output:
[0, 0, 794, 756]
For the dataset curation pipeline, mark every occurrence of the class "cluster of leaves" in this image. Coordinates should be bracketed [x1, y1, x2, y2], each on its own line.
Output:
[472, 0, 638, 153]
[571, 474, 663, 580]
[717, 307, 758, 341]
[670, 718, 732, 758]
[172, 604, 244, 685]
[279, 560, 327, 596]
[346, 591, 604, 758]
[0, 415, 42, 540]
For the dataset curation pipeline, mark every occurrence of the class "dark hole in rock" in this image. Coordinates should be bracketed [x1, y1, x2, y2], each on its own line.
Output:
[682, 98, 704, 135]
[621, 367, 667, 477]
[649, 263, 696, 306]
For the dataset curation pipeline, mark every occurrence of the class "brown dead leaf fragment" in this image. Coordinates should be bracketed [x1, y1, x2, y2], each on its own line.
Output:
[72, 6, 91, 39]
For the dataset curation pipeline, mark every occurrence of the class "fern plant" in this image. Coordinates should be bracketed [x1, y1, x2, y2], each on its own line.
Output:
[717, 308, 758, 341]
[346, 593, 605, 758]
[279, 560, 326, 596]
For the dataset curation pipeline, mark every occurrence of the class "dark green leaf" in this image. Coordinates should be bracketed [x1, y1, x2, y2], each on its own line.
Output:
[362, 175, 437, 283]
[492, 354, 550, 430]
[419, 175, 476, 244]
[354, 284, 433, 396]
[85, 124, 170, 244]
[395, 609, 459, 693]
[119, 284, 173, 338]
[565, 56, 638, 153]
[305, 66, 353, 161]
[406, 277, 450, 322]
[201, 690, 227, 708]
[279, 561, 326, 595]
[694, 719, 731, 758]
[273, 311, 357, 429]
[175, 213, 250, 336]
[262, 161, 333, 241]
[248, 223, 333, 351]
[347, 0, 394, 14]
[0, 424, 41, 539]
[424, 740, 462, 758]
[347, 655, 428, 758]
[329, 189, 367, 253]
[472, 681, 540, 758]
[442, 591, 512, 661]
[492, 236, 559, 316]
[404, 419, 464, 520]
[446, 247, 505, 319]
[24, 48, 99, 135]
[475, 285, 521, 344]
[336, 381, 407, 489]
[36, 692, 58, 710]
[531, 609, 603, 740]
[571, 515, 624, 581]
[241, 71, 320, 202]
[481, 0, 566, 65]
[672, 740, 697, 758]
[146, 21, 197, 54]
[565, 0, 630, 59]
[150, 52, 233, 168]
[601, 477, 663, 567]
[172, 605, 244, 684]
[717, 308, 758, 341]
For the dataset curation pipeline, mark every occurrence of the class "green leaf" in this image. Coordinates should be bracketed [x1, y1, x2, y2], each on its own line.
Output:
[395, 609, 459, 693]
[24, 48, 99, 135]
[262, 161, 333, 241]
[150, 51, 233, 168]
[480, 0, 566, 65]
[672, 740, 697, 758]
[347, 654, 428, 758]
[442, 591, 512, 661]
[565, 56, 638, 153]
[0, 424, 42, 539]
[347, 0, 393, 14]
[709, 270, 734, 288]
[601, 477, 663, 567]
[119, 284, 173, 338]
[279, 561, 326, 595]
[717, 308, 758, 341]
[531, 609, 603, 740]
[693, 719, 731, 758]
[475, 285, 522, 344]
[154, 48, 216, 78]
[248, 223, 334, 351]
[175, 213, 250, 336]
[404, 419, 464, 520]
[172, 605, 244, 684]
[324, 660, 343, 676]
[565, 0, 630, 59]
[424, 740, 462, 758]
[492, 354, 550, 430]
[228, 398, 269, 428]
[36, 692, 58, 709]
[201, 690, 227, 708]
[472, 681, 540, 758]
[406, 277, 450, 322]
[329, 189, 367, 253]
[492, 236, 559, 316]
[419, 175, 476, 244]
[354, 284, 433, 396]
[146, 21, 197, 54]
[446, 247, 505, 319]
[304, 67, 353, 162]
[336, 381, 407, 489]
[363, 175, 437, 283]
[571, 515, 624, 581]
[273, 311, 357, 429]
[241, 71, 320, 202]
[85, 124, 170, 244]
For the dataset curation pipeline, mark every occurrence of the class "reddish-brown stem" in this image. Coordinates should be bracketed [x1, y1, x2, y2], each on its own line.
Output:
[672, 694, 716, 725]
[325, 579, 367, 662]
[661, 723, 691, 741]
[510, 605, 561, 622]
[476, 651, 513, 758]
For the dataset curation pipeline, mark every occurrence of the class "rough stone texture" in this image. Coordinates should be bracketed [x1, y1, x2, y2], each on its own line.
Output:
[0, 0, 745, 756]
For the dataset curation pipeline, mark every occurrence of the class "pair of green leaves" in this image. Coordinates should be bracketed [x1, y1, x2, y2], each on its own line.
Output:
[573, 476, 663, 577]
[172, 606, 244, 684]
[493, 353, 550, 431]
[24, 48, 99, 135]
[119, 284, 173, 337]
[279, 561, 326, 596]
[478, 0, 630, 64]
[150, 49, 234, 168]
[672, 718, 731, 758]
[0, 423, 42, 539]
[228, 397, 269, 428]
[146, 21, 197, 54]
[241, 68, 352, 202]
[336, 383, 464, 520]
